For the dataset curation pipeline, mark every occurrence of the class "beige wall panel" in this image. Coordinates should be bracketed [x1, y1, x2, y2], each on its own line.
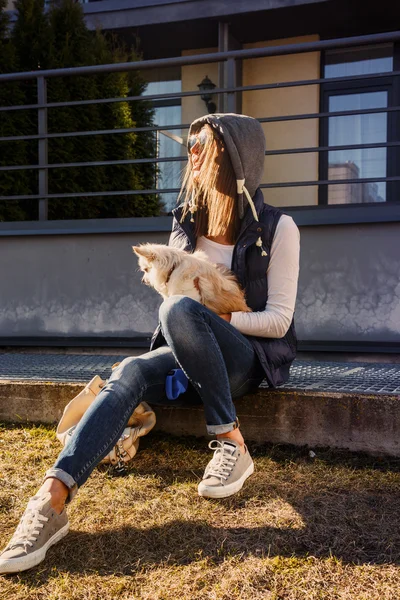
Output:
[181, 48, 219, 139]
[243, 35, 320, 207]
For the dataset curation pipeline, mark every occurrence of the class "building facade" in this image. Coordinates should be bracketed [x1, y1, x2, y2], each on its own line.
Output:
[1, 0, 400, 353]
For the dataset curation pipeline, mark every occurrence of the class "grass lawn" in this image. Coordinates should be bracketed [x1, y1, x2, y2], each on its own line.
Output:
[0, 424, 400, 599]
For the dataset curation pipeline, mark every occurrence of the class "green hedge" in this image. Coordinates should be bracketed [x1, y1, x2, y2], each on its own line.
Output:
[0, 0, 160, 221]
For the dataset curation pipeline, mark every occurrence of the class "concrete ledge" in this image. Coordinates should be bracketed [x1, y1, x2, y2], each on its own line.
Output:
[1, 380, 399, 456]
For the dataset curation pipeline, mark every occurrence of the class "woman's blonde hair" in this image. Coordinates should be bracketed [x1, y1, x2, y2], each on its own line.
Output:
[179, 124, 240, 244]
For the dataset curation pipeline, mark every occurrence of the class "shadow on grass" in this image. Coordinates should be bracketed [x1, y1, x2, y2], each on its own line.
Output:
[3, 431, 400, 585]
[15, 482, 400, 587]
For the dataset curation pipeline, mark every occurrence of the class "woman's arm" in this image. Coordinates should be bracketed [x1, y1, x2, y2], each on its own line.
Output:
[229, 215, 300, 338]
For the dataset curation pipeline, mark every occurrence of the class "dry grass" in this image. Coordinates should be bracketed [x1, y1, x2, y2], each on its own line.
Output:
[0, 424, 400, 599]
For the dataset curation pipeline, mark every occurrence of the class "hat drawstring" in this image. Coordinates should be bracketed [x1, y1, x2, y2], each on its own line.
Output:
[189, 191, 198, 223]
[238, 180, 268, 257]
[185, 179, 268, 257]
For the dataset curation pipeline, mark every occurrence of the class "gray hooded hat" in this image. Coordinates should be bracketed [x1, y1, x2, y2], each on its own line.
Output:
[188, 113, 266, 220]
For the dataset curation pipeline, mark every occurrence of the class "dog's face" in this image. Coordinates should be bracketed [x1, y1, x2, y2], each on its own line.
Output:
[132, 245, 156, 286]
[132, 244, 179, 293]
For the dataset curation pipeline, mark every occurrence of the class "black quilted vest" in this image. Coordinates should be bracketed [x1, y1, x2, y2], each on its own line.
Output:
[150, 188, 297, 387]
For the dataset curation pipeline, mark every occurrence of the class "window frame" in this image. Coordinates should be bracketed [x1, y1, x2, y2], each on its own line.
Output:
[319, 45, 400, 206]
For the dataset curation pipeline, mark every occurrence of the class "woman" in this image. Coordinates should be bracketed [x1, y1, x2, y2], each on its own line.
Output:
[0, 113, 300, 574]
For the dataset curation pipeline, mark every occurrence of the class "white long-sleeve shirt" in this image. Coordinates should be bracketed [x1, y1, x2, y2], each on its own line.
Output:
[196, 215, 300, 338]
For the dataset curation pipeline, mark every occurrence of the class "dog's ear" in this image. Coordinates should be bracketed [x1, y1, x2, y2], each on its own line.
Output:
[132, 245, 155, 261]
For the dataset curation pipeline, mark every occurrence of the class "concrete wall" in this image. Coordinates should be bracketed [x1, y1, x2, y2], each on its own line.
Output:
[296, 222, 400, 343]
[0, 231, 168, 339]
[242, 35, 320, 208]
[1, 221, 400, 344]
[2, 381, 399, 456]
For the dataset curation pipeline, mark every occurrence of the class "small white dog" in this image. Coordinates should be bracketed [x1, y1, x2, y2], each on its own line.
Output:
[133, 244, 251, 314]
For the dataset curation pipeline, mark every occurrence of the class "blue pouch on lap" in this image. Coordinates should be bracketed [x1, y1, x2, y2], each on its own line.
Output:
[165, 369, 189, 400]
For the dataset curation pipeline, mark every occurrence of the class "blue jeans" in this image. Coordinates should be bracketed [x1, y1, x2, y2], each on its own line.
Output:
[46, 296, 264, 500]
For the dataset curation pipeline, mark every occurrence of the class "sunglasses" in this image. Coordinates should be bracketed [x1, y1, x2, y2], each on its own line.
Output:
[188, 126, 224, 150]
[187, 129, 209, 152]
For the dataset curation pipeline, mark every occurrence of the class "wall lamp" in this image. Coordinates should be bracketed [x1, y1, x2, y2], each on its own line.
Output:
[197, 75, 216, 114]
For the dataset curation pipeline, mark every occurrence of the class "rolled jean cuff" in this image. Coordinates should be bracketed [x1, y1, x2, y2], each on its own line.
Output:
[44, 468, 78, 503]
[207, 421, 237, 435]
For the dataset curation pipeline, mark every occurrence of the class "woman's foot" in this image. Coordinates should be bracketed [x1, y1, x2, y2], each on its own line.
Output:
[216, 425, 246, 454]
[198, 439, 254, 499]
[0, 492, 69, 575]
[39, 477, 69, 515]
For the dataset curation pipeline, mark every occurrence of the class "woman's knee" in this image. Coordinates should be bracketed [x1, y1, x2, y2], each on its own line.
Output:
[114, 356, 137, 374]
[159, 295, 201, 330]
[109, 356, 145, 390]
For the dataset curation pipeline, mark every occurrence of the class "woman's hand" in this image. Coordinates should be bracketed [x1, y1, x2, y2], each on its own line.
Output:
[219, 313, 232, 323]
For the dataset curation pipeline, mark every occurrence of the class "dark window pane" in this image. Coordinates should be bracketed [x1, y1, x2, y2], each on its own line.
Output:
[328, 91, 387, 204]
[142, 69, 183, 213]
[154, 105, 184, 213]
[325, 44, 393, 78]
[143, 80, 182, 97]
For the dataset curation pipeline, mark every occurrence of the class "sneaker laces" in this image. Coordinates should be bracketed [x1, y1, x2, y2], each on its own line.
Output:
[205, 440, 237, 483]
[8, 499, 49, 550]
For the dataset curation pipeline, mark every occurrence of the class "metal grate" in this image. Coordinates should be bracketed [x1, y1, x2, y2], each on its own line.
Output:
[280, 360, 400, 395]
[0, 353, 123, 383]
[0, 354, 399, 395]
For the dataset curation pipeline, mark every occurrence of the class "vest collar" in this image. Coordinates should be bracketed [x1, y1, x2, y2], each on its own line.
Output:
[172, 187, 265, 251]
[172, 206, 196, 251]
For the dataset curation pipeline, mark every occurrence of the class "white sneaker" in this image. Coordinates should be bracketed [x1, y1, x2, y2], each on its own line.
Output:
[198, 440, 254, 499]
[0, 493, 69, 574]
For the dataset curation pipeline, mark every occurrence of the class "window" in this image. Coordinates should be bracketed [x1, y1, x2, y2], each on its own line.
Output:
[143, 68, 183, 214]
[324, 45, 393, 78]
[320, 44, 397, 205]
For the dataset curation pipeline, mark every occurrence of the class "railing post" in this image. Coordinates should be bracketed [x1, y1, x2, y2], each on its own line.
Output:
[218, 22, 242, 113]
[226, 58, 237, 113]
[37, 75, 48, 220]
[218, 22, 228, 112]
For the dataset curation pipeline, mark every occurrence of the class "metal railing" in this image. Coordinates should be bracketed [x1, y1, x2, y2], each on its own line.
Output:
[1, 30, 400, 221]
